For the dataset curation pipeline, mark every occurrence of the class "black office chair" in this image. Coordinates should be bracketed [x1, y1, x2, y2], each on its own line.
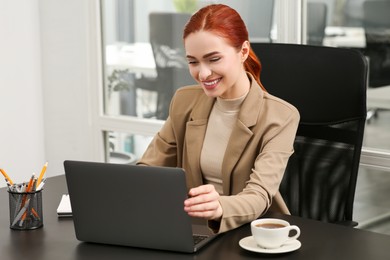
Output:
[251, 43, 368, 226]
[135, 12, 194, 120]
[307, 2, 327, 46]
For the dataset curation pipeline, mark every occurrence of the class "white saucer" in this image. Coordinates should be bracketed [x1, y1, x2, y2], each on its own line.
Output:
[239, 236, 301, 254]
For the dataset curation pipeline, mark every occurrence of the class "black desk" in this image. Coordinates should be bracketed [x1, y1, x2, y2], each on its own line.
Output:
[1, 175, 390, 259]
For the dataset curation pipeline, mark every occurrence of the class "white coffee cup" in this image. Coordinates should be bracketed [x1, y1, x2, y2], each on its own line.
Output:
[251, 218, 300, 249]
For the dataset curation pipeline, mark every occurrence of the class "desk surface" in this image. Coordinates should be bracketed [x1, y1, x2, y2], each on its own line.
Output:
[323, 26, 366, 48]
[1, 175, 390, 260]
[105, 43, 157, 77]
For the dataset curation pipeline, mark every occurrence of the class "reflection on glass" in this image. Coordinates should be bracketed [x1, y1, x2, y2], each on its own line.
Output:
[307, 2, 328, 46]
[106, 131, 153, 164]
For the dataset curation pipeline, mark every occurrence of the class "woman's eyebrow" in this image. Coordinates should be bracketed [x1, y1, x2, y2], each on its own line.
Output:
[186, 51, 220, 60]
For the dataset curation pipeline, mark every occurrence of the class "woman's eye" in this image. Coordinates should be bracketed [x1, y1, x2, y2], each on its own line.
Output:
[188, 60, 198, 65]
[210, 57, 221, 62]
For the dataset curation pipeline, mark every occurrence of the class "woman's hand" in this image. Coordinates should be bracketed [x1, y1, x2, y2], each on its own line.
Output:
[184, 184, 223, 220]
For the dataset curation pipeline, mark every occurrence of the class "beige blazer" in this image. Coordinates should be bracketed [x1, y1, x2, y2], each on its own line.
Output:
[137, 74, 300, 233]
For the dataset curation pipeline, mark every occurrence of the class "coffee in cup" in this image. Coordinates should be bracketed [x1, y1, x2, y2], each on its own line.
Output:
[251, 218, 300, 249]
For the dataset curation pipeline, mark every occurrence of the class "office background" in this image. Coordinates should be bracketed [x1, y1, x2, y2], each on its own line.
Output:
[0, 0, 301, 185]
[1, 0, 390, 234]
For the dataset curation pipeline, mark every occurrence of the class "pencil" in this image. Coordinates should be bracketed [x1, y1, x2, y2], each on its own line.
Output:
[26, 173, 35, 192]
[37, 162, 48, 186]
[0, 168, 14, 185]
[31, 208, 40, 220]
[19, 174, 36, 225]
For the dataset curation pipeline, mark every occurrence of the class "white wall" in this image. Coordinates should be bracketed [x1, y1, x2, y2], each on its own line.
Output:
[39, 0, 95, 179]
[0, 0, 45, 186]
[0, 0, 94, 187]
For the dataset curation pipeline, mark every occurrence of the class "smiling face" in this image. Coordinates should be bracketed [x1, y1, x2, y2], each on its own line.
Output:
[184, 30, 250, 99]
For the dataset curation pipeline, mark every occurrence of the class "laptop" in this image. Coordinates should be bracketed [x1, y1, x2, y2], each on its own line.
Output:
[63, 160, 218, 253]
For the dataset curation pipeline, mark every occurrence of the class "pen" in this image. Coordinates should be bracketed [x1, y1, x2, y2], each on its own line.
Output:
[12, 198, 30, 226]
[20, 183, 26, 192]
[37, 162, 48, 186]
[5, 180, 13, 191]
[18, 173, 35, 213]
[0, 168, 14, 185]
[20, 174, 36, 225]
[32, 177, 37, 192]
[36, 178, 46, 191]
[14, 183, 21, 192]
[20, 193, 36, 224]
[26, 173, 36, 192]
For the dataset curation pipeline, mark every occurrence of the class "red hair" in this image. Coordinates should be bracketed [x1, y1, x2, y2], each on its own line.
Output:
[183, 4, 266, 91]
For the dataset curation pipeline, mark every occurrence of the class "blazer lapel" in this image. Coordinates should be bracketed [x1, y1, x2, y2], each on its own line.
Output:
[222, 78, 264, 194]
[185, 96, 215, 187]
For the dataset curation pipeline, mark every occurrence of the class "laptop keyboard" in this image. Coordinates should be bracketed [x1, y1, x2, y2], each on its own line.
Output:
[193, 234, 209, 245]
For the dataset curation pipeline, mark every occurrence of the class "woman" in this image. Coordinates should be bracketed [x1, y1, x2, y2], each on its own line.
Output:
[137, 4, 300, 233]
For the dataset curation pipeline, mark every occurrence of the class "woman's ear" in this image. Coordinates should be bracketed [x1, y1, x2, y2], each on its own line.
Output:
[241, 40, 250, 62]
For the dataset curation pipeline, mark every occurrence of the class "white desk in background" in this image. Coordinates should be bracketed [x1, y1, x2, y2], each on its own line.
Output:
[367, 85, 390, 110]
[105, 42, 157, 78]
[323, 26, 366, 49]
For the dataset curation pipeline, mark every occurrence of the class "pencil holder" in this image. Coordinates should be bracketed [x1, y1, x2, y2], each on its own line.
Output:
[8, 189, 43, 230]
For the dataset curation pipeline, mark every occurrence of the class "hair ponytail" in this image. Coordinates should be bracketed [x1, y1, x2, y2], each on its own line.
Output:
[245, 48, 266, 91]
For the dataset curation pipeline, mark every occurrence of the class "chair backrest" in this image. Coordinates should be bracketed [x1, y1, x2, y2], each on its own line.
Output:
[149, 12, 194, 119]
[251, 43, 368, 225]
[307, 2, 327, 45]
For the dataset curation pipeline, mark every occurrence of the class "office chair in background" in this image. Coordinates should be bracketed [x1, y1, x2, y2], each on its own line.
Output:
[134, 12, 194, 120]
[307, 2, 328, 46]
[252, 43, 368, 226]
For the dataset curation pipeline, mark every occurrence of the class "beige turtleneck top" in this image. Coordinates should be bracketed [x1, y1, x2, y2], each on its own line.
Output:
[200, 92, 248, 194]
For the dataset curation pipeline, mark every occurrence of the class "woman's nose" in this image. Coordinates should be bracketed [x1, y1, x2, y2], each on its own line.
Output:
[198, 64, 212, 81]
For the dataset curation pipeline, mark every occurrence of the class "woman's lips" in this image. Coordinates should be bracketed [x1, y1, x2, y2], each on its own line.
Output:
[202, 78, 221, 90]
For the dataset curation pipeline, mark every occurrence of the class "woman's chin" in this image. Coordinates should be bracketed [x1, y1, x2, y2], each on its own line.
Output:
[202, 86, 220, 97]
[204, 90, 220, 98]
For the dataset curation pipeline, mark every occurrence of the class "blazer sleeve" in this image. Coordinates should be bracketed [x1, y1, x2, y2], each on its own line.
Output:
[136, 85, 204, 167]
[211, 105, 300, 233]
[136, 117, 178, 167]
